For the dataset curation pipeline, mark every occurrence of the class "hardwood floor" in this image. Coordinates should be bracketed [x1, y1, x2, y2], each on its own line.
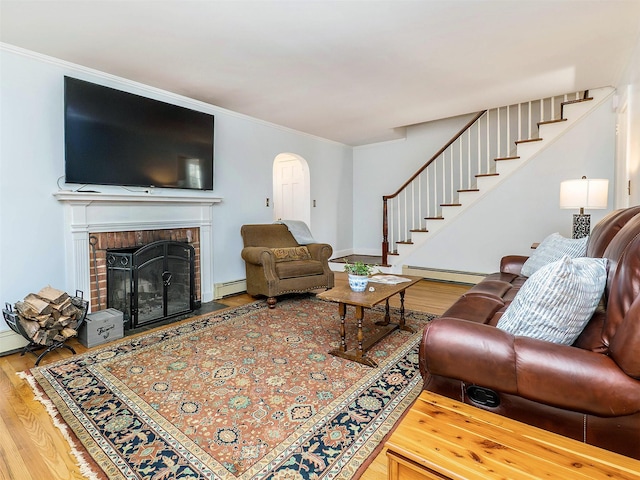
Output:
[0, 273, 470, 479]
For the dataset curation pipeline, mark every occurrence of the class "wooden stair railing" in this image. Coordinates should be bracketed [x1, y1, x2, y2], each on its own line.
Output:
[381, 91, 591, 266]
[382, 111, 485, 265]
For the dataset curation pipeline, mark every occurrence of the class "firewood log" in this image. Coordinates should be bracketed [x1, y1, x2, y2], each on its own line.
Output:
[36, 286, 68, 305]
[62, 303, 80, 317]
[24, 294, 52, 315]
[61, 328, 77, 338]
[37, 317, 55, 329]
[18, 316, 40, 339]
[15, 301, 38, 319]
[52, 297, 72, 312]
[32, 329, 49, 346]
[13, 287, 84, 345]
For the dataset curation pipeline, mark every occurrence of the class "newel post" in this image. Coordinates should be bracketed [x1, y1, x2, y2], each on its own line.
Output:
[382, 196, 389, 266]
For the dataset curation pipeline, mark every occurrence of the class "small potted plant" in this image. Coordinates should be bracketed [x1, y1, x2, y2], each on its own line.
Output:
[344, 261, 378, 292]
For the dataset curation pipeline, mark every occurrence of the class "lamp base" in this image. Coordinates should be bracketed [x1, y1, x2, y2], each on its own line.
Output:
[572, 214, 590, 239]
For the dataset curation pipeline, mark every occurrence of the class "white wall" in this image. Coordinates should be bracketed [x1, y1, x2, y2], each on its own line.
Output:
[353, 97, 616, 274]
[0, 46, 353, 333]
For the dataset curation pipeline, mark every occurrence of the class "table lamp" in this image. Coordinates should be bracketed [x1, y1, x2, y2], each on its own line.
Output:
[559, 176, 609, 238]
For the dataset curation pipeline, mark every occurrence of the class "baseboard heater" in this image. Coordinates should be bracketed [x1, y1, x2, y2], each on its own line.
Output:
[402, 266, 486, 285]
[0, 329, 29, 356]
[214, 279, 247, 299]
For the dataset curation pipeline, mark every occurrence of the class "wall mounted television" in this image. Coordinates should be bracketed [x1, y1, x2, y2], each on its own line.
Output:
[64, 76, 214, 191]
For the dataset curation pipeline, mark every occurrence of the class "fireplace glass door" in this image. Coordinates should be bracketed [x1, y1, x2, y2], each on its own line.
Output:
[107, 240, 195, 329]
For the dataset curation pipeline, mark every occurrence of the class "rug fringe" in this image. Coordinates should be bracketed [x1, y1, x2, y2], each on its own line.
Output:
[17, 371, 103, 480]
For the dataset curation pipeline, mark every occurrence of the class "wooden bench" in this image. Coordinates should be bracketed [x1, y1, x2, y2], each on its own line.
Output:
[385, 391, 640, 480]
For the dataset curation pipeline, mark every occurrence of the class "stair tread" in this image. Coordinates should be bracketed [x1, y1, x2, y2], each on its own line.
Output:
[561, 97, 593, 106]
[560, 97, 594, 118]
[515, 138, 543, 144]
[440, 203, 461, 207]
[538, 118, 567, 126]
[494, 156, 520, 161]
[424, 216, 444, 220]
[410, 228, 429, 232]
[396, 240, 413, 245]
[457, 188, 479, 192]
[475, 173, 499, 177]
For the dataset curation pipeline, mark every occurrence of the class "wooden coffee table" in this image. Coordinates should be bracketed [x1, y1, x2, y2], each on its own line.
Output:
[317, 275, 422, 367]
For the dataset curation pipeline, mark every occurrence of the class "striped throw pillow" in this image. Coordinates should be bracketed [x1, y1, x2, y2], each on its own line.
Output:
[496, 256, 607, 345]
[521, 232, 588, 277]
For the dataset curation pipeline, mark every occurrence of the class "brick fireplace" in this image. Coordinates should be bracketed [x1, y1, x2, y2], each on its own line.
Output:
[88, 228, 201, 314]
[55, 191, 222, 313]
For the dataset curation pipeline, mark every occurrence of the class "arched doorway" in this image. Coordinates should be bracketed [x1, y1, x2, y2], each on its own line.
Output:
[272, 153, 311, 226]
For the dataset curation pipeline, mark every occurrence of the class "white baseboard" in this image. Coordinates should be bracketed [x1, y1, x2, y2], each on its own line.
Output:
[0, 329, 29, 356]
[402, 266, 485, 285]
[213, 279, 247, 299]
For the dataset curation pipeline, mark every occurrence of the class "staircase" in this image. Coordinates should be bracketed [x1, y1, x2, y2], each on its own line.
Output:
[370, 87, 614, 273]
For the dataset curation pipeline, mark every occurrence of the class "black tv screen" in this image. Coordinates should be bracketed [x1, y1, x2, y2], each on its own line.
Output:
[64, 76, 214, 190]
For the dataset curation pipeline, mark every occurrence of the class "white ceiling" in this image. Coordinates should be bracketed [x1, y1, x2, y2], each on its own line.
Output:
[2, 1, 640, 146]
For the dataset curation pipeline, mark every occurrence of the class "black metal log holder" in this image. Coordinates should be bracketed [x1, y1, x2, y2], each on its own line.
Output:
[2, 290, 89, 366]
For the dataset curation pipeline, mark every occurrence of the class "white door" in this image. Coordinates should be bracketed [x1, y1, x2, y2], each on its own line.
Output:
[615, 94, 630, 209]
[273, 154, 310, 225]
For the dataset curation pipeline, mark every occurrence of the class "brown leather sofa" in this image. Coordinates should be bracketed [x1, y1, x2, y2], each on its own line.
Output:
[419, 206, 640, 459]
[241, 224, 334, 308]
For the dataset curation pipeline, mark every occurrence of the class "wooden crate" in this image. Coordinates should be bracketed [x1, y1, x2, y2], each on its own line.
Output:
[78, 308, 124, 348]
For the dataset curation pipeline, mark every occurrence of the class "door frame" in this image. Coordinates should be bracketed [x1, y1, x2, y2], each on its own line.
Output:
[272, 153, 311, 226]
[615, 88, 631, 209]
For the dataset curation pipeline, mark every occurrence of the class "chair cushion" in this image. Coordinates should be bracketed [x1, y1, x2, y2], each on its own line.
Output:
[496, 256, 607, 345]
[521, 232, 588, 277]
[270, 246, 312, 262]
[275, 259, 325, 279]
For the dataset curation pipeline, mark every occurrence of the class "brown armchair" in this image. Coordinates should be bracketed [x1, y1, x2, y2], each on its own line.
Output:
[241, 224, 334, 308]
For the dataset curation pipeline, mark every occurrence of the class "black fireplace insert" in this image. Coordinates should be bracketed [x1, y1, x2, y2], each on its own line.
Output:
[106, 240, 196, 329]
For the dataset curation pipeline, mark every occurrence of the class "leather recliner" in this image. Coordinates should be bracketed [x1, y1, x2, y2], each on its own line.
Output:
[419, 206, 640, 459]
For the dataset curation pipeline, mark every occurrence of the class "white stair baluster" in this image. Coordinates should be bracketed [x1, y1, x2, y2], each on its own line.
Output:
[467, 129, 471, 189]
[486, 110, 490, 173]
[516, 103, 522, 140]
[477, 118, 482, 176]
[506, 105, 511, 155]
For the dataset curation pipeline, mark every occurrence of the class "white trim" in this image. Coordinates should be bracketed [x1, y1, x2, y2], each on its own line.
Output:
[402, 266, 485, 285]
[54, 191, 222, 309]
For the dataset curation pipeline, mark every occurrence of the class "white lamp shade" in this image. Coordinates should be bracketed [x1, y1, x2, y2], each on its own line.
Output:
[559, 178, 609, 209]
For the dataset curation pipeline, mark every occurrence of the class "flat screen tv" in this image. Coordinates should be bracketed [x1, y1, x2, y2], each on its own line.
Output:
[64, 76, 214, 190]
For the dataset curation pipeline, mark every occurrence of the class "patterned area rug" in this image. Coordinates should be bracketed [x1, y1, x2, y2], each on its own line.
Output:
[22, 296, 435, 479]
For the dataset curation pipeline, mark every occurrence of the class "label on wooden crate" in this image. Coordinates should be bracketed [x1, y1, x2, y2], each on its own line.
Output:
[78, 308, 124, 348]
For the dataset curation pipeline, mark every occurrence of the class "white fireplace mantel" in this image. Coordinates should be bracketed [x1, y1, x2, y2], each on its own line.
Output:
[55, 191, 223, 307]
